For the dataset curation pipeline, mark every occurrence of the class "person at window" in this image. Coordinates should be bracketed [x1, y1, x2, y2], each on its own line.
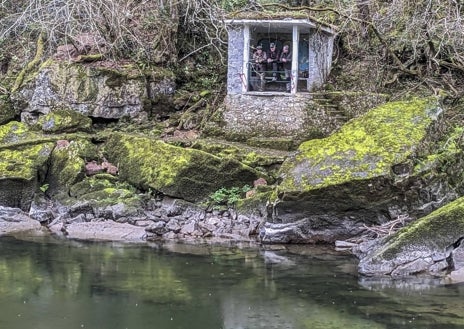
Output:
[279, 44, 292, 92]
[251, 45, 267, 91]
[252, 44, 267, 73]
[267, 42, 280, 81]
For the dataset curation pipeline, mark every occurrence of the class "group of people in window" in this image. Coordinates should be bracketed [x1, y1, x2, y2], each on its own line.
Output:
[252, 42, 292, 91]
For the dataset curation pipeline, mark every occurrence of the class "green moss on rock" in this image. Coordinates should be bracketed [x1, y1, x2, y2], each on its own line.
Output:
[46, 139, 98, 195]
[192, 138, 288, 179]
[104, 133, 265, 202]
[34, 108, 92, 133]
[69, 175, 141, 208]
[0, 144, 54, 181]
[0, 121, 54, 209]
[369, 196, 464, 261]
[0, 121, 36, 144]
[0, 98, 16, 125]
[236, 190, 272, 217]
[0, 121, 53, 181]
[278, 98, 441, 193]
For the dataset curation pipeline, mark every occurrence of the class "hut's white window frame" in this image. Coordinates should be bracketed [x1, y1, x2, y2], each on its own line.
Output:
[233, 19, 332, 95]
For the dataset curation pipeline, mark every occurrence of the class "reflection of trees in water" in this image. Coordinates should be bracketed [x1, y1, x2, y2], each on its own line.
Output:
[0, 257, 45, 296]
[219, 285, 385, 329]
[2, 238, 463, 328]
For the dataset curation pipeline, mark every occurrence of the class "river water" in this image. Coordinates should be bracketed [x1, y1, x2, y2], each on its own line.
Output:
[0, 236, 463, 329]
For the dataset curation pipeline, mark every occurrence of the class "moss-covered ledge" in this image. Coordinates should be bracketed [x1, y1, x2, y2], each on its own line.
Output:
[104, 133, 267, 202]
[278, 98, 441, 194]
[357, 196, 464, 277]
[12, 58, 176, 123]
[0, 121, 54, 210]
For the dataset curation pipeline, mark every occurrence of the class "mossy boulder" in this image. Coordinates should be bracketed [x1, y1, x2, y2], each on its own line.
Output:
[46, 138, 98, 196]
[278, 98, 440, 193]
[0, 121, 38, 143]
[13, 59, 176, 123]
[33, 108, 92, 133]
[0, 97, 16, 125]
[0, 121, 54, 210]
[357, 196, 464, 277]
[49, 174, 145, 220]
[261, 98, 447, 243]
[68, 174, 142, 209]
[191, 138, 289, 180]
[104, 133, 266, 202]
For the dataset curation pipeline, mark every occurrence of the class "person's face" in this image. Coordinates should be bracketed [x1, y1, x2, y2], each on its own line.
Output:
[283, 46, 289, 52]
[270, 46, 275, 51]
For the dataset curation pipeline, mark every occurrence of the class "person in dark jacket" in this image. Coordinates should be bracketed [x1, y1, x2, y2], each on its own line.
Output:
[279, 44, 292, 92]
[252, 44, 267, 91]
[266, 42, 280, 81]
[252, 45, 267, 73]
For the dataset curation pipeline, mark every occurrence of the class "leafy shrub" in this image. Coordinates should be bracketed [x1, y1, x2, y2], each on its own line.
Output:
[208, 185, 251, 207]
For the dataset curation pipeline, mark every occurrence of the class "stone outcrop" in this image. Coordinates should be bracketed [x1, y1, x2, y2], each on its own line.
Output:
[0, 121, 54, 210]
[0, 206, 45, 236]
[104, 132, 266, 202]
[12, 59, 176, 124]
[355, 196, 464, 281]
[33, 108, 92, 133]
[62, 221, 147, 242]
[261, 98, 450, 243]
[0, 98, 16, 125]
[46, 138, 97, 196]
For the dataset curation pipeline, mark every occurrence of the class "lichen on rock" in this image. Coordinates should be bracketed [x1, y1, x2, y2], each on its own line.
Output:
[357, 196, 464, 278]
[46, 138, 98, 196]
[0, 121, 54, 209]
[260, 98, 445, 244]
[104, 132, 265, 202]
[34, 108, 92, 133]
[278, 98, 441, 193]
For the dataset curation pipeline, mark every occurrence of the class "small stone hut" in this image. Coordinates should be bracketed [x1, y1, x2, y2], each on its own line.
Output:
[222, 16, 336, 145]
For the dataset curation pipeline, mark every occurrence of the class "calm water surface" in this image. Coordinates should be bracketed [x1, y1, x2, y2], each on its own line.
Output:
[0, 236, 463, 329]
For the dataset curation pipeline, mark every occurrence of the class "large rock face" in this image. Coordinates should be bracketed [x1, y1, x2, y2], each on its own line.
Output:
[261, 98, 450, 243]
[104, 133, 266, 202]
[0, 121, 54, 210]
[356, 196, 464, 279]
[13, 60, 176, 124]
[0, 99, 16, 125]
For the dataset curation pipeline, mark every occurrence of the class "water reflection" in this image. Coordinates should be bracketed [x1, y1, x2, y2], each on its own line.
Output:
[0, 236, 463, 329]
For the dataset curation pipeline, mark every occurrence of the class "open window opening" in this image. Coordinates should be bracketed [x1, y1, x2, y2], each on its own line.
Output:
[245, 24, 311, 94]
